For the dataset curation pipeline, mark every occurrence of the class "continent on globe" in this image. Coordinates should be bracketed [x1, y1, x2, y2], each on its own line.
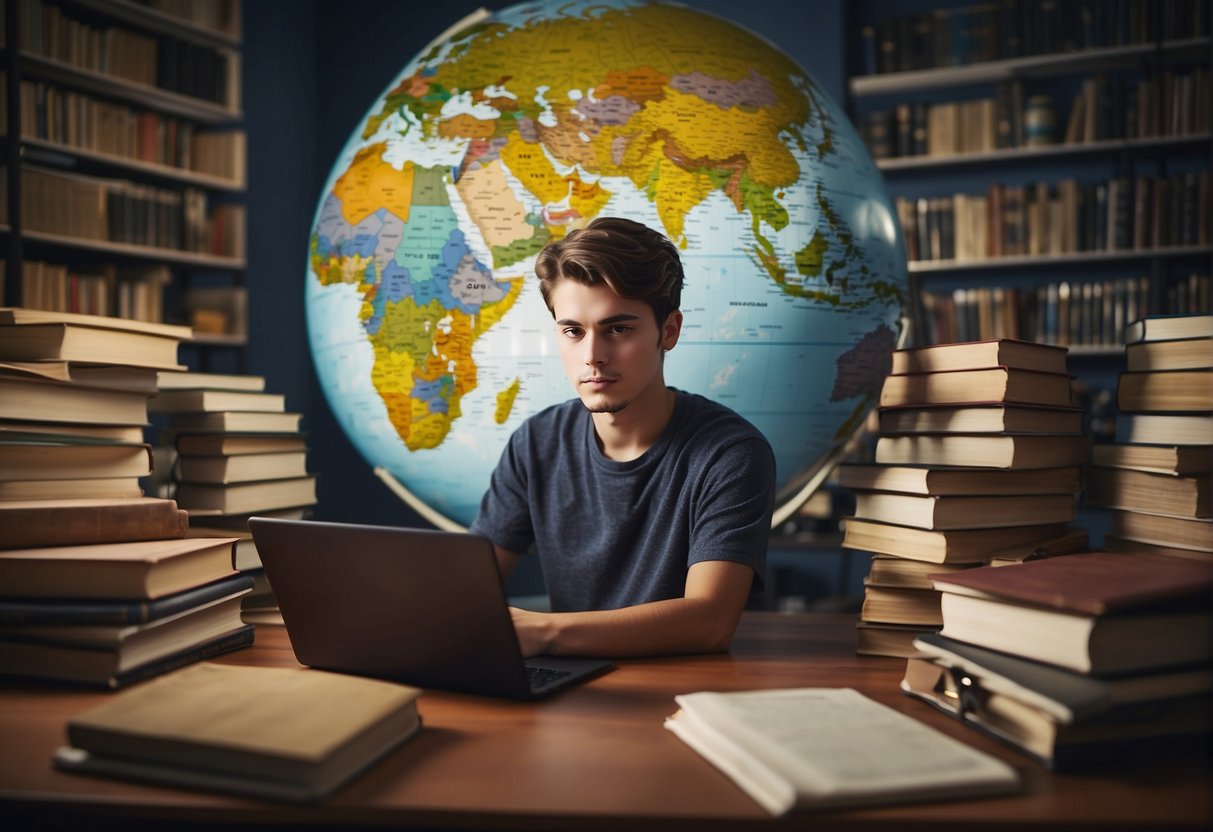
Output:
[307, 0, 908, 528]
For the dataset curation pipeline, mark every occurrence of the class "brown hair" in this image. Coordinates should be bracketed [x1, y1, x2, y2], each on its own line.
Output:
[535, 217, 684, 325]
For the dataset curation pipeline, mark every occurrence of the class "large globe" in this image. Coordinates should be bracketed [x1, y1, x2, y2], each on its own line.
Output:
[306, 0, 907, 530]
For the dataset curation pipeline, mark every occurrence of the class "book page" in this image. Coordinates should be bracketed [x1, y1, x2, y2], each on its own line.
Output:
[671, 688, 1017, 811]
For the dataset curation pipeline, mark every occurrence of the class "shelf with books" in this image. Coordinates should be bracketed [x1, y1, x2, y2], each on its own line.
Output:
[1, 0, 246, 367]
[847, 0, 1211, 375]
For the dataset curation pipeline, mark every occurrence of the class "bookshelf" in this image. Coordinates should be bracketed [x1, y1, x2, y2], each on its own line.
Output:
[847, 1, 1212, 359]
[0, 0, 247, 368]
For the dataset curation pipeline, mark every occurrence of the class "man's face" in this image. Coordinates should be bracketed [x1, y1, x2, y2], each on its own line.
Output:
[549, 279, 681, 415]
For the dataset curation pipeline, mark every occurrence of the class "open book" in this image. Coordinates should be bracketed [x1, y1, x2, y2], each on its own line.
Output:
[665, 688, 1017, 815]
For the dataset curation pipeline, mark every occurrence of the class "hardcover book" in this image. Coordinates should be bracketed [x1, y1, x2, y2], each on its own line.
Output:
[880, 367, 1075, 408]
[890, 339, 1068, 375]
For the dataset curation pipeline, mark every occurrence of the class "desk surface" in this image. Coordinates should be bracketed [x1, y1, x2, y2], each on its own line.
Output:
[1, 612, 1209, 831]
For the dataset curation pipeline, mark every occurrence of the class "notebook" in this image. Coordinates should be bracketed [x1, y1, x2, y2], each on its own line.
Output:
[248, 517, 612, 699]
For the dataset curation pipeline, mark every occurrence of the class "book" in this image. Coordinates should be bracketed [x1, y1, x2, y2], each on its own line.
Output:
[1110, 510, 1213, 553]
[879, 404, 1083, 435]
[0, 420, 146, 444]
[1092, 442, 1211, 475]
[860, 583, 942, 626]
[890, 339, 1068, 375]
[853, 492, 1076, 530]
[0, 497, 187, 549]
[1, 360, 160, 394]
[1124, 314, 1213, 344]
[168, 411, 303, 433]
[839, 464, 1081, 496]
[663, 688, 1018, 815]
[880, 367, 1075, 408]
[841, 518, 1071, 563]
[187, 526, 260, 571]
[0, 442, 152, 481]
[175, 433, 307, 456]
[1117, 370, 1213, 412]
[157, 371, 266, 392]
[177, 451, 308, 485]
[0, 537, 239, 599]
[0, 374, 150, 426]
[1102, 535, 1213, 563]
[1126, 337, 1213, 371]
[149, 389, 286, 414]
[1085, 467, 1211, 519]
[855, 621, 938, 658]
[0, 323, 185, 370]
[932, 552, 1213, 674]
[902, 633, 1213, 770]
[0, 307, 190, 337]
[1113, 415, 1213, 446]
[875, 434, 1091, 469]
[867, 556, 978, 589]
[54, 662, 423, 800]
[174, 476, 317, 515]
[0, 477, 145, 501]
[0, 592, 248, 686]
[0, 573, 254, 625]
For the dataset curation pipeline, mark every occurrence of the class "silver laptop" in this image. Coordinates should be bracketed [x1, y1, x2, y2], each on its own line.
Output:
[248, 517, 612, 700]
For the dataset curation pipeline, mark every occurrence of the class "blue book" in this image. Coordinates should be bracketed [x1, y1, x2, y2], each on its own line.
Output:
[0, 573, 255, 626]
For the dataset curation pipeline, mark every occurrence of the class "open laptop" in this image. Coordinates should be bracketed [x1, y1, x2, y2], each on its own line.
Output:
[248, 517, 612, 700]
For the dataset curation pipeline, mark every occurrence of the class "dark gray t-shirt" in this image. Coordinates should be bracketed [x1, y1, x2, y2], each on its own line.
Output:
[470, 390, 775, 612]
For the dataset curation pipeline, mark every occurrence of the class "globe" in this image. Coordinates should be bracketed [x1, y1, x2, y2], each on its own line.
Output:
[306, 0, 908, 530]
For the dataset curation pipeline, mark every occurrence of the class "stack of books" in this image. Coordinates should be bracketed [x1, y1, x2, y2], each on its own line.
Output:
[152, 370, 314, 625]
[1085, 313, 1212, 562]
[902, 551, 1213, 769]
[0, 308, 255, 686]
[842, 339, 1091, 658]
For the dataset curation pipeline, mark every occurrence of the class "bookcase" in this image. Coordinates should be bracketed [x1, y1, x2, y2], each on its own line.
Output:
[846, 0, 1211, 366]
[0, 0, 247, 369]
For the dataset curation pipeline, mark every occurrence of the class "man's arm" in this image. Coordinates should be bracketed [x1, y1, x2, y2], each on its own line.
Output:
[507, 559, 753, 657]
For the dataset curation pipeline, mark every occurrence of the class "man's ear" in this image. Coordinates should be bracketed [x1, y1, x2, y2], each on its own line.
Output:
[661, 310, 684, 351]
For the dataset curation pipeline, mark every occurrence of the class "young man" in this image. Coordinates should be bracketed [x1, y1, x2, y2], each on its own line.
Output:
[470, 217, 776, 657]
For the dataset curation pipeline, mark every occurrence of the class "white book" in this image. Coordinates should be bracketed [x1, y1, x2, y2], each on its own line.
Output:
[664, 687, 1017, 815]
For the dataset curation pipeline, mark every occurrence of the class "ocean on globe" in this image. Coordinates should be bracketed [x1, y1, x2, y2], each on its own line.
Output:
[306, 0, 908, 530]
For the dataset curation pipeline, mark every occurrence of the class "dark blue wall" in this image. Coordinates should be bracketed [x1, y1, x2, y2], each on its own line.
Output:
[241, 0, 850, 536]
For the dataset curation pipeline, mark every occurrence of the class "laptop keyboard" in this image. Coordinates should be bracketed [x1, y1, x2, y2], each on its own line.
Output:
[526, 665, 574, 690]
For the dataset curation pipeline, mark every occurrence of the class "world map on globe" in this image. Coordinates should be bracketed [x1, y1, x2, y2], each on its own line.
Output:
[306, 0, 908, 529]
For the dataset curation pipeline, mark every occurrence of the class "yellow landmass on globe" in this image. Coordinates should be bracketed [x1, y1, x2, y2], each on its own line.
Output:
[454, 159, 534, 248]
[333, 143, 415, 226]
[494, 377, 522, 424]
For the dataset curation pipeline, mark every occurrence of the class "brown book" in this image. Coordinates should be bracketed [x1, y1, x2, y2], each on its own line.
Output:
[1117, 370, 1213, 413]
[0, 498, 187, 549]
[169, 411, 303, 433]
[0, 420, 146, 444]
[860, 583, 942, 626]
[879, 404, 1083, 435]
[175, 433, 307, 456]
[0, 537, 239, 599]
[1092, 442, 1211, 475]
[875, 434, 1092, 468]
[1, 360, 160, 394]
[1110, 509, 1213, 553]
[156, 371, 266, 392]
[0, 307, 190, 337]
[1085, 467, 1211, 519]
[149, 389, 286, 414]
[0, 324, 185, 370]
[853, 492, 1076, 530]
[0, 374, 150, 426]
[1126, 337, 1213, 371]
[0, 593, 249, 687]
[866, 556, 978, 590]
[932, 552, 1213, 674]
[0, 442, 152, 481]
[880, 367, 1075, 408]
[890, 339, 1068, 375]
[54, 663, 423, 800]
[1102, 535, 1213, 563]
[1113, 415, 1213, 446]
[838, 464, 1081, 495]
[175, 476, 317, 515]
[0, 477, 145, 501]
[186, 526, 260, 571]
[1124, 314, 1213, 344]
[177, 451, 309, 485]
[841, 517, 1069, 563]
[855, 621, 938, 658]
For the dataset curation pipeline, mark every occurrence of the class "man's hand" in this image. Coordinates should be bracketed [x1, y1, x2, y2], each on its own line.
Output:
[510, 607, 554, 657]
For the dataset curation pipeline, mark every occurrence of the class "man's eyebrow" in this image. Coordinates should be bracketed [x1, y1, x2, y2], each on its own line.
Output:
[555, 313, 643, 327]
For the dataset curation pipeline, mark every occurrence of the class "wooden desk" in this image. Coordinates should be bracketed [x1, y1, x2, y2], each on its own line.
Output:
[1, 613, 1209, 831]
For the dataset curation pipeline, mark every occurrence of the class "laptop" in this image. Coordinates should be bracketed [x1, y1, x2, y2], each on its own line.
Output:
[248, 517, 612, 699]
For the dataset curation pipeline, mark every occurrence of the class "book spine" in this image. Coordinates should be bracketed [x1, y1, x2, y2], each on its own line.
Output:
[109, 624, 255, 689]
